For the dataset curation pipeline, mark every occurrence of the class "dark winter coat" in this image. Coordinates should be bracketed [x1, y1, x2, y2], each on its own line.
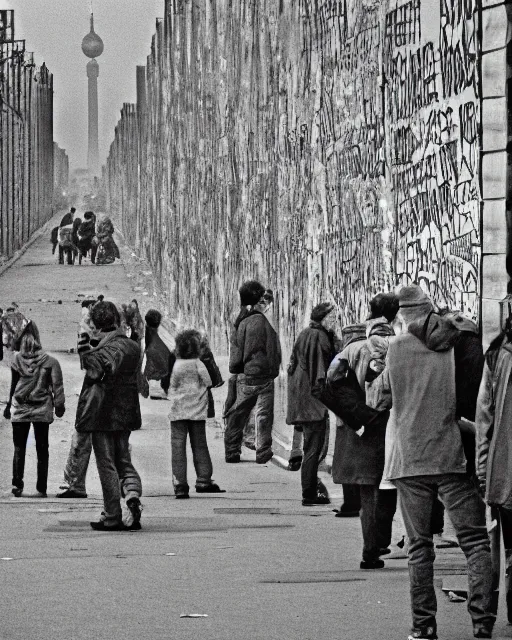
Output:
[229, 310, 281, 383]
[286, 322, 336, 424]
[144, 326, 175, 381]
[319, 358, 387, 485]
[75, 329, 142, 432]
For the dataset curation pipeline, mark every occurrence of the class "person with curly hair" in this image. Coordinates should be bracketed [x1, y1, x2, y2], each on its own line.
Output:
[168, 329, 224, 498]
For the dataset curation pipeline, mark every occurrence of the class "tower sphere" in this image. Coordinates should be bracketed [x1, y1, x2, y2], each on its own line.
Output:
[82, 15, 104, 58]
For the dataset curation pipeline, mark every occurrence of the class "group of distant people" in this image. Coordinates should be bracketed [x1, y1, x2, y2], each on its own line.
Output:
[4, 269, 512, 638]
[50, 206, 120, 266]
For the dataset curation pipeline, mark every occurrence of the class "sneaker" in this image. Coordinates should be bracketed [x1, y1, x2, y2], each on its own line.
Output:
[174, 484, 190, 499]
[195, 483, 226, 493]
[287, 457, 302, 471]
[90, 520, 129, 531]
[256, 450, 274, 464]
[56, 489, 88, 498]
[360, 559, 385, 569]
[225, 454, 241, 463]
[126, 497, 142, 527]
[11, 487, 22, 497]
[473, 624, 493, 638]
[407, 627, 437, 640]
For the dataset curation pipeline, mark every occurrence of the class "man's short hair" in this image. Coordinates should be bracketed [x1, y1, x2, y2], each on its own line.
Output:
[70, 207, 76, 213]
[369, 293, 399, 323]
[239, 280, 265, 306]
[90, 301, 120, 331]
[145, 309, 162, 328]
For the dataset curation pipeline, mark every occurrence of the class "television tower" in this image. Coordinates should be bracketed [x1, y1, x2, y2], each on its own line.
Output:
[81, 13, 103, 177]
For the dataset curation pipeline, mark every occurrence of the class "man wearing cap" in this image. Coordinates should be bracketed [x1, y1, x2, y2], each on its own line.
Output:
[225, 280, 281, 464]
[287, 302, 337, 505]
[382, 285, 494, 640]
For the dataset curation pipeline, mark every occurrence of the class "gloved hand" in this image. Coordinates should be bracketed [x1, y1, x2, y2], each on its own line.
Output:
[55, 405, 65, 418]
[3, 403, 11, 420]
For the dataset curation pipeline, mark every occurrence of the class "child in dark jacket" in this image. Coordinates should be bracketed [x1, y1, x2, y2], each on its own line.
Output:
[168, 330, 225, 498]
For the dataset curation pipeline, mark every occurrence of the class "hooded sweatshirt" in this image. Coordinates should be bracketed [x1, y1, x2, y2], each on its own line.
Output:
[11, 350, 65, 423]
[383, 313, 467, 481]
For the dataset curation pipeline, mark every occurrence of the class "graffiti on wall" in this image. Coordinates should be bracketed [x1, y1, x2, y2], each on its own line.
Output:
[107, 0, 483, 360]
[387, 0, 480, 319]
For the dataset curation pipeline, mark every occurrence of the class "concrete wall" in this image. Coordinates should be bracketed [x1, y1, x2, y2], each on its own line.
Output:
[0, 10, 55, 261]
[107, 0, 510, 351]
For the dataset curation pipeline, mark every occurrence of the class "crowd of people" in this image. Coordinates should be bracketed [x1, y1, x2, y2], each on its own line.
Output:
[2, 269, 512, 639]
[51, 206, 120, 265]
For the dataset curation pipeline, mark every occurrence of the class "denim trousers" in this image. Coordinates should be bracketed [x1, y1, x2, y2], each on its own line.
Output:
[301, 418, 328, 500]
[12, 422, 49, 494]
[63, 430, 92, 493]
[224, 377, 274, 460]
[170, 420, 213, 488]
[91, 431, 142, 525]
[395, 474, 495, 635]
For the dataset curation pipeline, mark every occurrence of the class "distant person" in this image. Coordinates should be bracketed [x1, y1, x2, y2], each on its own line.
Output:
[287, 302, 337, 506]
[77, 211, 96, 264]
[168, 329, 224, 498]
[224, 280, 281, 464]
[59, 207, 75, 228]
[4, 321, 65, 498]
[57, 208, 76, 265]
[143, 309, 175, 399]
[75, 301, 143, 531]
[95, 217, 120, 266]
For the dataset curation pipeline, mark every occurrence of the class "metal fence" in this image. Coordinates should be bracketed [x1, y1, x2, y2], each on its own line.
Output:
[0, 9, 55, 261]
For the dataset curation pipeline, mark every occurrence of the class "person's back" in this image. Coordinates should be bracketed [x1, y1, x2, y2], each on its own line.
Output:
[169, 358, 210, 420]
[385, 285, 494, 640]
[385, 333, 465, 479]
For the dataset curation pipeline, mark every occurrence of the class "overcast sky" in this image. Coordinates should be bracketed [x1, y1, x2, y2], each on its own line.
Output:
[4, 0, 164, 170]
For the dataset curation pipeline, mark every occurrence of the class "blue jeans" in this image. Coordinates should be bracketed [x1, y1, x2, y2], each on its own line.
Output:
[91, 431, 142, 525]
[224, 376, 274, 460]
[170, 420, 213, 488]
[63, 430, 92, 493]
[395, 474, 495, 636]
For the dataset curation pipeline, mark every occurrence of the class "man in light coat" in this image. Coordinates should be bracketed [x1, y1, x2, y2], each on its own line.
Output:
[382, 285, 494, 640]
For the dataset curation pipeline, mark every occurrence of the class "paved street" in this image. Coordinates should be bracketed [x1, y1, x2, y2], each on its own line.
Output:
[0, 219, 509, 640]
